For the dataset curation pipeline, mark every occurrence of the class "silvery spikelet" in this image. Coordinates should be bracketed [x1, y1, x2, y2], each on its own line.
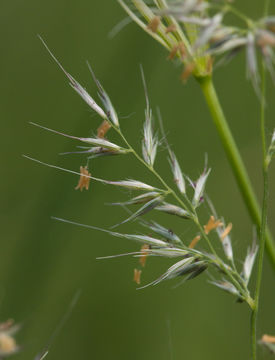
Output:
[242, 239, 259, 285]
[169, 151, 186, 194]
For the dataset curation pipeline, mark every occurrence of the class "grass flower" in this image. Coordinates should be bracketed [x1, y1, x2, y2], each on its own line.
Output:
[27, 40, 257, 309]
[27, 6, 275, 354]
[133, 269, 142, 284]
[117, 1, 275, 91]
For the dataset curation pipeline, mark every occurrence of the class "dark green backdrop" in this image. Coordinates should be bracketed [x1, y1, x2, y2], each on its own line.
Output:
[2, 1, 275, 359]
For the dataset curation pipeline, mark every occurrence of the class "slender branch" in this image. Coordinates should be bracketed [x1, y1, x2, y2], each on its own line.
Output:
[196, 75, 275, 270]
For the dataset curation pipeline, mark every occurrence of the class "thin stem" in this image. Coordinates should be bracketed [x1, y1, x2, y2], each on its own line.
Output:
[251, 169, 268, 359]
[197, 76, 275, 271]
[260, 73, 267, 164]
[251, 19, 269, 359]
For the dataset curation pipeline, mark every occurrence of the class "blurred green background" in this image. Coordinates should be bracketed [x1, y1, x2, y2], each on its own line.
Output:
[2, 1, 275, 359]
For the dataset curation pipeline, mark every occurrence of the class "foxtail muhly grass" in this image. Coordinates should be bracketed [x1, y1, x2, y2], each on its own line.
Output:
[23, 0, 275, 359]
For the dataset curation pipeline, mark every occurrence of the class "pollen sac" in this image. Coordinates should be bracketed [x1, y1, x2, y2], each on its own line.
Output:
[204, 215, 223, 235]
[189, 235, 201, 249]
[139, 245, 150, 267]
[147, 16, 161, 33]
[97, 120, 111, 138]
[75, 166, 91, 191]
[133, 269, 142, 284]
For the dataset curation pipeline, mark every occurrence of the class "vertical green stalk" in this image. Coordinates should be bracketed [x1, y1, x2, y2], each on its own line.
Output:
[196, 75, 275, 270]
[251, 169, 268, 359]
[251, 0, 269, 348]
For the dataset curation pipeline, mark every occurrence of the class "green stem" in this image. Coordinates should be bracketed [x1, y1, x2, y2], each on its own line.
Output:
[251, 60, 269, 360]
[197, 75, 275, 270]
[251, 169, 268, 359]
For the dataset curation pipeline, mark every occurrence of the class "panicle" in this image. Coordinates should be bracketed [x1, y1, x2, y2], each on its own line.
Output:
[117, 1, 275, 90]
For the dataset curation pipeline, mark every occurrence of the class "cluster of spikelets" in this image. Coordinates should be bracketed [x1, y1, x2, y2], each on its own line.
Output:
[118, 0, 275, 93]
[25, 33, 268, 310]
